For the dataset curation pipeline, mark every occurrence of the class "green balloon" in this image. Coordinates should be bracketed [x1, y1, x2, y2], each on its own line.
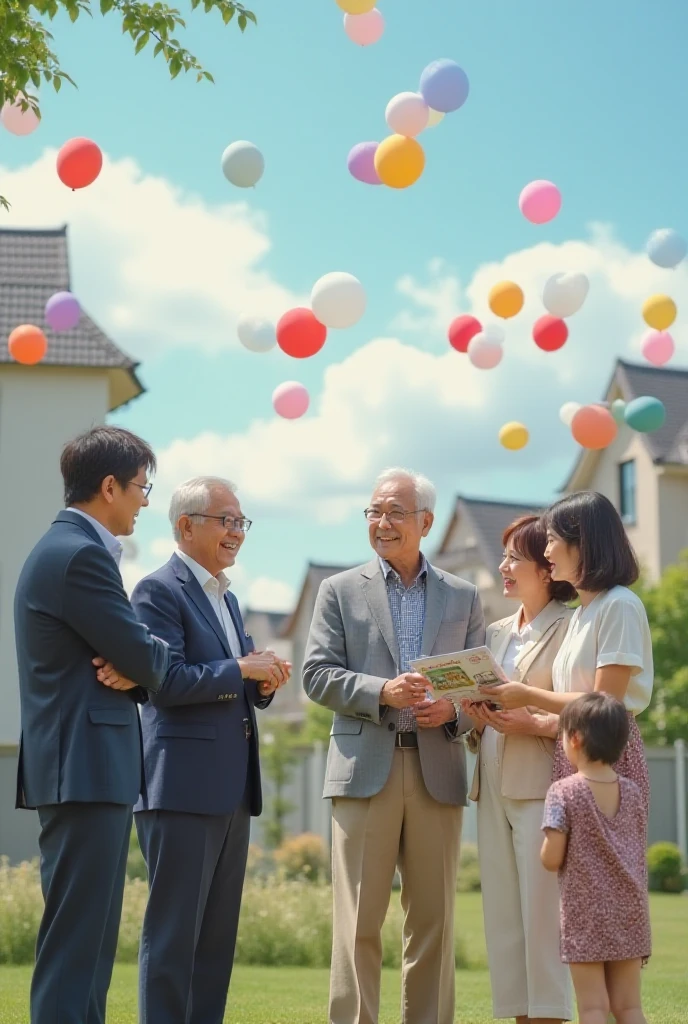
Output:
[611, 399, 626, 425]
[624, 396, 666, 433]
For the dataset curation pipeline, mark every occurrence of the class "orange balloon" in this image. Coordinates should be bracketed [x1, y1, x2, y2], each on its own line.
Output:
[488, 280, 524, 319]
[8, 324, 48, 365]
[571, 405, 617, 450]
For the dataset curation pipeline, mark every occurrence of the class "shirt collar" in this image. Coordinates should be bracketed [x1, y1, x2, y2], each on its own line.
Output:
[379, 553, 428, 585]
[67, 508, 123, 566]
[511, 601, 558, 641]
[176, 549, 229, 596]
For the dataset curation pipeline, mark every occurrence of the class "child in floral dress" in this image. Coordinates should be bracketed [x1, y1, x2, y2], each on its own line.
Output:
[541, 692, 651, 1024]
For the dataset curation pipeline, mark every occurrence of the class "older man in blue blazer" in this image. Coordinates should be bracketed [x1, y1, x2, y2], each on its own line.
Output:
[14, 426, 170, 1024]
[131, 476, 290, 1024]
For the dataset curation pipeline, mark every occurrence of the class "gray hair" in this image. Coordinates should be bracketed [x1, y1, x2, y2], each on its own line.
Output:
[169, 476, 238, 541]
[373, 467, 437, 513]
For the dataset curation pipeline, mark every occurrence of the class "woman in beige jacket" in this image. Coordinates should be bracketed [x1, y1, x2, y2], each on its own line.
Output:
[461, 514, 576, 1024]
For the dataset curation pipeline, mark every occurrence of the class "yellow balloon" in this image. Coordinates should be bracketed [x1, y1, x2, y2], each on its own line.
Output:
[374, 135, 425, 189]
[489, 281, 524, 319]
[642, 294, 677, 331]
[336, 0, 376, 13]
[499, 421, 529, 451]
[426, 108, 445, 128]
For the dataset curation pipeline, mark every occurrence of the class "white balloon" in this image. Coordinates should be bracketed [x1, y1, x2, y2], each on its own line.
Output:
[221, 141, 264, 188]
[482, 322, 505, 345]
[426, 107, 445, 128]
[467, 334, 503, 369]
[237, 316, 276, 353]
[542, 272, 589, 318]
[559, 401, 581, 427]
[385, 92, 429, 138]
[310, 272, 366, 330]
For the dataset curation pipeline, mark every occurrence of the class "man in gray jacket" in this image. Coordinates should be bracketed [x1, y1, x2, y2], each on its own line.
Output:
[303, 468, 485, 1024]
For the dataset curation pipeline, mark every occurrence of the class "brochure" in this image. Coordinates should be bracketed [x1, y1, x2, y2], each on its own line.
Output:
[410, 646, 509, 702]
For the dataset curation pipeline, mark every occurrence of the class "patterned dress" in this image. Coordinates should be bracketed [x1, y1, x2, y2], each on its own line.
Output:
[542, 773, 651, 963]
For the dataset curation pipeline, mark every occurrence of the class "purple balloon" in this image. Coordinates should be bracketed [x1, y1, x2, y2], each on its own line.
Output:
[419, 59, 469, 113]
[347, 141, 381, 185]
[45, 291, 81, 332]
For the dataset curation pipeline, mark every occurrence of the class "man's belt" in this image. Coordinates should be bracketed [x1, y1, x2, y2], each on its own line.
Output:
[395, 732, 418, 748]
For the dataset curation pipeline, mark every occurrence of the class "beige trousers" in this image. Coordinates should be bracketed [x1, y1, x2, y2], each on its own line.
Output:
[478, 728, 573, 1020]
[329, 749, 462, 1024]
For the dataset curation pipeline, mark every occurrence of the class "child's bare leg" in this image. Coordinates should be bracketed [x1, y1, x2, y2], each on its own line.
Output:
[606, 958, 647, 1024]
[569, 963, 609, 1024]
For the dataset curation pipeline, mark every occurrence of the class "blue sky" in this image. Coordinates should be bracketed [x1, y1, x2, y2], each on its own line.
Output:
[3, 0, 688, 607]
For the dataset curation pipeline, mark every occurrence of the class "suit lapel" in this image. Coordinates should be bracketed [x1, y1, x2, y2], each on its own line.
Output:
[224, 592, 249, 656]
[421, 566, 447, 656]
[490, 616, 517, 664]
[512, 603, 567, 680]
[175, 559, 232, 658]
[360, 562, 400, 669]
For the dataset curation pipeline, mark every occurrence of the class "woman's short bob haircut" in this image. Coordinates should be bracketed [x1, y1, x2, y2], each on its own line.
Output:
[545, 491, 639, 592]
[502, 514, 577, 604]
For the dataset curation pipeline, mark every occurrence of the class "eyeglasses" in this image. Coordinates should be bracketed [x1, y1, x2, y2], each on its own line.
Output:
[131, 482, 153, 498]
[363, 508, 427, 524]
[184, 513, 252, 533]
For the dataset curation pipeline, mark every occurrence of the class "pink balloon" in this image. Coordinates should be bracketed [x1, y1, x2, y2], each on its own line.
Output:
[344, 9, 384, 45]
[641, 330, 675, 367]
[467, 334, 503, 369]
[1, 96, 40, 136]
[519, 180, 562, 224]
[273, 381, 310, 419]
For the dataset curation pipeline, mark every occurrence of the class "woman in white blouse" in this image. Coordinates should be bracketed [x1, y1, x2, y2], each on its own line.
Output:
[461, 514, 576, 1024]
[481, 491, 653, 813]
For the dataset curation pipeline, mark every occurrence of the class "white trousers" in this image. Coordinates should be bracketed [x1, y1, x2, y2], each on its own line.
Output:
[477, 728, 573, 1020]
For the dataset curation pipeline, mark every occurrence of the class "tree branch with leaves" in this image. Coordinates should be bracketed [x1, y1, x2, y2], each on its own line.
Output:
[0, 0, 257, 209]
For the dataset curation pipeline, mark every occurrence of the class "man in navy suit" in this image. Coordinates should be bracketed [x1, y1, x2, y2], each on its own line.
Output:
[14, 426, 170, 1024]
[130, 475, 291, 1024]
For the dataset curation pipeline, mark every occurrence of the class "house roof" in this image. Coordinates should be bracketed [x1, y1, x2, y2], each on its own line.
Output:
[281, 562, 349, 637]
[436, 496, 544, 571]
[562, 359, 688, 490]
[0, 226, 144, 411]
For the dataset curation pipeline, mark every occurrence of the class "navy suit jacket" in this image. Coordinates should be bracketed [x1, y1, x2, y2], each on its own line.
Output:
[14, 511, 170, 809]
[131, 554, 272, 817]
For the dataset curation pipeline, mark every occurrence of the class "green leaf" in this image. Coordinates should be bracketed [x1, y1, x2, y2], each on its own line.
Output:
[100, 0, 114, 12]
[244, 10, 257, 24]
[222, 6, 234, 23]
[238, 12, 246, 30]
[53, 76, 62, 93]
[134, 31, 150, 53]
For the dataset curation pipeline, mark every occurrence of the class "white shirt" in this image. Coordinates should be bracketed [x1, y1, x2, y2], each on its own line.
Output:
[176, 549, 242, 658]
[551, 586, 653, 715]
[499, 604, 553, 682]
[67, 507, 123, 566]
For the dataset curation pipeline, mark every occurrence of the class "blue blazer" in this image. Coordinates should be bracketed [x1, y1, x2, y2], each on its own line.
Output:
[14, 511, 170, 809]
[131, 554, 272, 817]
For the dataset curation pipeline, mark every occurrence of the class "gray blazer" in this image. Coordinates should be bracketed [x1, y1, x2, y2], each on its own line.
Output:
[302, 558, 486, 806]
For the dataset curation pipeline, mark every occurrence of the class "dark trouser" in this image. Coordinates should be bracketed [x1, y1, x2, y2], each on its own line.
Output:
[32, 802, 133, 1024]
[135, 794, 251, 1024]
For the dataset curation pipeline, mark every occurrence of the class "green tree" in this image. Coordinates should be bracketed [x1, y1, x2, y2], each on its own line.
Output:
[634, 551, 688, 745]
[261, 719, 301, 850]
[0, 0, 256, 209]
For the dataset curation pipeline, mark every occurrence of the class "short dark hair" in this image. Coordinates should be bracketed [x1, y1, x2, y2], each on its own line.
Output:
[559, 692, 630, 765]
[502, 514, 577, 603]
[545, 491, 639, 591]
[60, 426, 156, 506]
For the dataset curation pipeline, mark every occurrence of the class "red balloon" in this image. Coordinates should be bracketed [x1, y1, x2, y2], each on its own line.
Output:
[276, 308, 327, 358]
[533, 315, 568, 351]
[571, 405, 617, 450]
[448, 314, 481, 353]
[57, 138, 103, 190]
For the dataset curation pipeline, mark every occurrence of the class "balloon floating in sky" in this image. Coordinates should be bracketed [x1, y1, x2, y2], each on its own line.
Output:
[571, 405, 617, 450]
[311, 272, 366, 329]
[642, 294, 676, 331]
[221, 141, 264, 188]
[343, 9, 384, 45]
[559, 402, 581, 427]
[425, 108, 445, 128]
[57, 138, 103, 189]
[467, 333, 503, 369]
[488, 281, 524, 320]
[646, 229, 687, 270]
[8, 324, 48, 365]
[542, 272, 589, 318]
[624, 396, 666, 433]
[419, 59, 469, 113]
[273, 381, 310, 419]
[519, 180, 562, 224]
[45, 292, 81, 332]
[499, 422, 529, 451]
[533, 315, 568, 352]
[276, 308, 327, 358]
[611, 399, 627, 425]
[374, 135, 425, 188]
[347, 142, 381, 185]
[336, 0, 376, 12]
[481, 323, 506, 345]
[237, 316, 276, 353]
[448, 314, 481, 353]
[641, 330, 674, 367]
[1, 95, 40, 136]
[385, 92, 429, 138]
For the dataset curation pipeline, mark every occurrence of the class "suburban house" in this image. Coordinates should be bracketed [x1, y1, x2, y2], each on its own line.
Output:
[0, 226, 144, 862]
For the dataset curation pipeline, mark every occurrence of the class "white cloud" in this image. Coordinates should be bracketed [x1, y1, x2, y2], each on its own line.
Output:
[0, 150, 303, 355]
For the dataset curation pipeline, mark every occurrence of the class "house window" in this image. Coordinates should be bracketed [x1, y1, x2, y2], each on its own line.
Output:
[619, 460, 636, 525]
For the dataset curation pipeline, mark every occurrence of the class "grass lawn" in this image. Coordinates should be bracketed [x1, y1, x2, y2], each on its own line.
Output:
[0, 893, 685, 1022]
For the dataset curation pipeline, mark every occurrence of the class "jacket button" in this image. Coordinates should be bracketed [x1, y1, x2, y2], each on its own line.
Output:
[388, 722, 395, 731]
